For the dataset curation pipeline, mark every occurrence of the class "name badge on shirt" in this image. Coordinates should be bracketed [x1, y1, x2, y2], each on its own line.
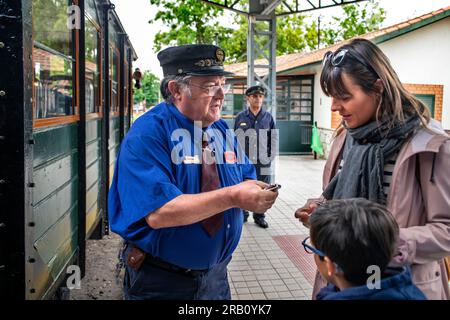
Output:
[240, 122, 247, 126]
[183, 155, 200, 164]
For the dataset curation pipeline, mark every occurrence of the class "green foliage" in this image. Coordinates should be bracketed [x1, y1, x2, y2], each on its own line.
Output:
[220, 15, 248, 63]
[149, 0, 234, 52]
[150, 0, 385, 62]
[277, 15, 308, 54]
[223, 14, 312, 63]
[133, 71, 161, 107]
[33, 0, 72, 56]
[320, 0, 386, 45]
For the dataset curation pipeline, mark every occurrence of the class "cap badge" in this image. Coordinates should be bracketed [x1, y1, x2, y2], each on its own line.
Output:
[216, 49, 225, 62]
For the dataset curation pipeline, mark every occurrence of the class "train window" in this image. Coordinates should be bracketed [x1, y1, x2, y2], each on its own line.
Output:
[86, 0, 100, 24]
[33, 0, 75, 120]
[85, 18, 101, 114]
[110, 47, 120, 114]
[33, 0, 73, 58]
[124, 61, 129, 116]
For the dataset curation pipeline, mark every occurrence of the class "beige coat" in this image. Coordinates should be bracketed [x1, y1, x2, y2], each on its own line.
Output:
[312, 119, 450, 300]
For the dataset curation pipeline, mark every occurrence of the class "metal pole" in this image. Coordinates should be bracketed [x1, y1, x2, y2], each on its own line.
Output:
[246, 0, 278, 181]
[246, 15, 255, 89]
[269, 13, 277, 120]
[77, 0, 87, 279]
[119, 34, 125, 142]
[317, 15, 321, 50]
[127, 48, 133, 129]
[0, 0, 33, 300]
[101, 1, 113, 236]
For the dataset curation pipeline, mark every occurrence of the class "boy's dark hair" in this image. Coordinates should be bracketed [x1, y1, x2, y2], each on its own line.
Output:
[309, 198, 399, 286]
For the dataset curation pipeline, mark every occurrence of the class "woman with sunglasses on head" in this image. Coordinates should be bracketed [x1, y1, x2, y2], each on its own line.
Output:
[294, 38, 450, 300]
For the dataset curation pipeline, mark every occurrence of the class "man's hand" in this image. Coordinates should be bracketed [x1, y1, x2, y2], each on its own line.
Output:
[294, 198, 322, 228]
[231, 180, 278, 213]
[146, 180, 279, 229]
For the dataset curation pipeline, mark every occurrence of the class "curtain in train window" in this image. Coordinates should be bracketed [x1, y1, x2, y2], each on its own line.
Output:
[33, 0, 75, 119]
[85, 18, 101, 113]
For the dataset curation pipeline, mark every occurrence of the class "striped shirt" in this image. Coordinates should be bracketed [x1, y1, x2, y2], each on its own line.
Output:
[338, 152, 398, 198]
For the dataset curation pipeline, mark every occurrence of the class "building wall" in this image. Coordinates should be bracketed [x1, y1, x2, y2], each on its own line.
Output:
[310, 17, 450, 158]
[378, 17, 450, 129]
[403, 84, 444, 120]
[312, 64, 332, 129]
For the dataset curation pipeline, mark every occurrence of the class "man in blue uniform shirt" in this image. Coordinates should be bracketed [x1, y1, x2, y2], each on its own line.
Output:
[108, 44, 279, 300]
[234, 86, 277, 228]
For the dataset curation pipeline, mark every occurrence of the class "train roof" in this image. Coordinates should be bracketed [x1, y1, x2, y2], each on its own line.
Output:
[107, 0, 139, 61]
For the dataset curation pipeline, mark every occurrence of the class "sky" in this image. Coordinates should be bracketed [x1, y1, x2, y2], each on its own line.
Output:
[113, 0, 450, 78]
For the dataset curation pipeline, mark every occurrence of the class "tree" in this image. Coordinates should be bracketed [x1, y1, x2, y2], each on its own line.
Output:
[223, 14, 313, 63]
[149, 0, 234, 52]
[149, 0, 385, 62]
[133, 71, 161, 108]
[319, 0, 385, 46]
[33, 0, 71, 55]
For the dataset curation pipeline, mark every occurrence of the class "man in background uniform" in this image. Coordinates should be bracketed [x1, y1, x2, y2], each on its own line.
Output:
[234, 85, 277, 229]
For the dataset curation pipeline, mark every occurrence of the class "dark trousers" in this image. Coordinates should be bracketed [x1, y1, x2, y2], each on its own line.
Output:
[122, 245, 232, 300]
[244, 165, 272, 219]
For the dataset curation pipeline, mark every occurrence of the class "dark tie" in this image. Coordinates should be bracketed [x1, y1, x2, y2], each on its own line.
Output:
[200, 132, 224, 237]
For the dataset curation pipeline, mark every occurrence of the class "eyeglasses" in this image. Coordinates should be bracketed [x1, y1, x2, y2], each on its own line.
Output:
[322, 49, 379, 79]
[189, 82, 231, 97]
[301, 236, 345, 273]
[301, 236, 327, 259]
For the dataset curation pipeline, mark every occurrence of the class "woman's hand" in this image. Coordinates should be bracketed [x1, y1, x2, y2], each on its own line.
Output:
[294, 198, 322, 228]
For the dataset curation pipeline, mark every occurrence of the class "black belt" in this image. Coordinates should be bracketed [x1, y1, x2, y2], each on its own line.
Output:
[144, 254, 209, 278]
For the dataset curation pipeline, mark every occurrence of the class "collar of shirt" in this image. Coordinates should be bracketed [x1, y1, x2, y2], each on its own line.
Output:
[167, 102, 208, 142]
[245, 107, 264, 120]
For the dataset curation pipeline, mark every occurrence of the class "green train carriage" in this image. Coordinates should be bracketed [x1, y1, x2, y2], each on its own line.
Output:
[0, 0, 138, 299]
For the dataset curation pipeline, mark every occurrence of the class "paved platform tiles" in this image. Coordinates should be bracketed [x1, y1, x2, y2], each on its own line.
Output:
[229, 156, 326, 300]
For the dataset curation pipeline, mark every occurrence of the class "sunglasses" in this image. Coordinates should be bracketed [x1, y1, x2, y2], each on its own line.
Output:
[322, 49, 379, 79]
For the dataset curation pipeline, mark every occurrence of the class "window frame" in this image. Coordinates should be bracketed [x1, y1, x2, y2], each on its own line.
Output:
[414, 94, 435, 117]
[109, 44, 120, 117]
[32, 0, 79, 129]
[85, 13, 103, 118]
[124, 60, 129, 116]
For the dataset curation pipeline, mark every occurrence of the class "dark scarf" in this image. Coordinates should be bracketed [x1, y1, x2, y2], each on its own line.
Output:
[322, 115, 420, 204]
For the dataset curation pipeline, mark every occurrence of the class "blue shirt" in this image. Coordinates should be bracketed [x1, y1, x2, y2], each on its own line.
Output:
[316, 266, 427, 300]
[234, 108, 276, 166]
[108, 102, 256, 270]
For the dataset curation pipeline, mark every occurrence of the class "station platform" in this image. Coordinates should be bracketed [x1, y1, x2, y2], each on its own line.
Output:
[71, 155, 326, 300]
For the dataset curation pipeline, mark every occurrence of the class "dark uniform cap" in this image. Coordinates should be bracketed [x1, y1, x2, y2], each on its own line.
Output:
[157, 44, 234, 77]
[245, 85, 266, 96]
